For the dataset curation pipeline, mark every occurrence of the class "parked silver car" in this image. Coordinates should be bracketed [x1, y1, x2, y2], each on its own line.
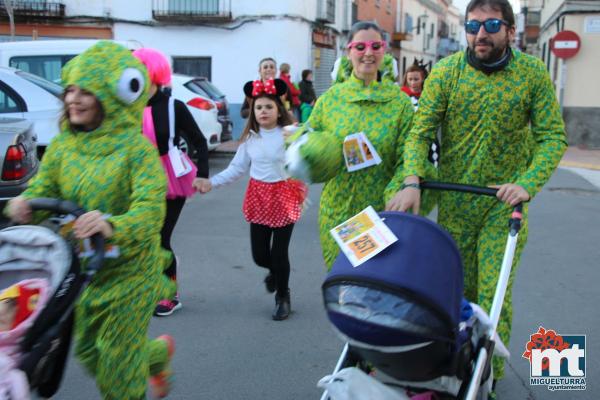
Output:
[0, 118, 39, 202]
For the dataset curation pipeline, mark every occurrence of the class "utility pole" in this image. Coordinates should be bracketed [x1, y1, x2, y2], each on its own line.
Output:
[3, 0, 16, 41]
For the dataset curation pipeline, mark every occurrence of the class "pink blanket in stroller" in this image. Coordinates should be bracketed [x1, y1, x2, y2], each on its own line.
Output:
[0, 278, 50, 400]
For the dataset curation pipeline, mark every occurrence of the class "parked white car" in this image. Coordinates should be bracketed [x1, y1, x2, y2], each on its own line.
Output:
[170, 74, 222, 151]
[0, 39, 141, 84]
[0, 67, 62, 156]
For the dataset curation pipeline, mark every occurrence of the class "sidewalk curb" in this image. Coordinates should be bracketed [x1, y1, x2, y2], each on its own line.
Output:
[559, 161, 600, 171]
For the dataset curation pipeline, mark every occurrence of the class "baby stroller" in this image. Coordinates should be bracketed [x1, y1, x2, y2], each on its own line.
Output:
[319, 182, 524, 400]
[0, 198, 104, 399]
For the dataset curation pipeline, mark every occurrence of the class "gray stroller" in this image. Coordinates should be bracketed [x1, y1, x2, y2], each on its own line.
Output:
[0, 198, 104, 399]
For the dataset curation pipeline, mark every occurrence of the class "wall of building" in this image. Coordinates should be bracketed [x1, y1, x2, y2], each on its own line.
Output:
[357, 0, 396, 34]
[396, 0, 439, 76]
[539, 10, 600, 147]
[115, 20, 313, 104]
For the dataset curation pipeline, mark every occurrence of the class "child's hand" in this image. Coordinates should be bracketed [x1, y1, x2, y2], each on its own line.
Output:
[282, 123, 299, 140]
[6, 196, 32, 224]
[194, 178, 212, 194]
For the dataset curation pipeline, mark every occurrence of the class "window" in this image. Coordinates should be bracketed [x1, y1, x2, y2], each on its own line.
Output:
[10, 55, 76, 83]
[172, 57, 212, 81]
[16, 70, 63, 98]
[526, 11, 541, 26]
[317, 0, 335, 23]
[405, 14, 413, 33]
[0, 84, 22, 113]
[194, 79, 224, 99]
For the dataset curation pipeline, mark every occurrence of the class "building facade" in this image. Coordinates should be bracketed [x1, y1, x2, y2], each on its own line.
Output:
[1, 0, 465, 138]
[537, 0, 600, 147]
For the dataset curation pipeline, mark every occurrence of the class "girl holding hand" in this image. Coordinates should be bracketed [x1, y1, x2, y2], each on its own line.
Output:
[198, 79, 306, 321]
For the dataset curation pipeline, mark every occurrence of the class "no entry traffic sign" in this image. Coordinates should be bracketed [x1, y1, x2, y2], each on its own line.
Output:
[551, 30, 581, 59]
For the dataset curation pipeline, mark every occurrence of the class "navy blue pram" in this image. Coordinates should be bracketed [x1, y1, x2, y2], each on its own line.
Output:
[320, 182, 524, 400]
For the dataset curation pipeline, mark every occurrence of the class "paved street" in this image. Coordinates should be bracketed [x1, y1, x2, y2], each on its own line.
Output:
[51, 155, 599, 400]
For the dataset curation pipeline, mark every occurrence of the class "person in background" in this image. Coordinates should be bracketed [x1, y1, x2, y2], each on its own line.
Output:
[400, 59, 429, 111]
[198, 79, 306, 321]
[279, 62, 301, 120]
[386, 0, 567, 391]
[6, 41, 177, 400]
[298, 69, 317, 123]
[133, 48, 209, 317]
[240, 57, 287, 119]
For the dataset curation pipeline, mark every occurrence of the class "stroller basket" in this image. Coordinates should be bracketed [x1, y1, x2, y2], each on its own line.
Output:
[323, 211, 464, 381]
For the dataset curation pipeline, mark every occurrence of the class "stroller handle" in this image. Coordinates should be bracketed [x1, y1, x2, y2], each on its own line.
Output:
[27, 198, 105, 276]
[420, 181, 523, 235]
[420, 181, 499, 197]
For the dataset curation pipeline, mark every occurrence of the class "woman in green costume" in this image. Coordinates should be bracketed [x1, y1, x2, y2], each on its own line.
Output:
[6, 41, 176, 399]
[285, 21, 434, 269]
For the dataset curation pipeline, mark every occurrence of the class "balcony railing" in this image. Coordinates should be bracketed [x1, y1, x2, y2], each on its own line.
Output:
[0, 1, 65, 19]
[152, 0, 232, 23]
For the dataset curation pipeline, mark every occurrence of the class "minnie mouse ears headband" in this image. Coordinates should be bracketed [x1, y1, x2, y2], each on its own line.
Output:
[243, 78, 287, 99]
[412, 58, 430, 74]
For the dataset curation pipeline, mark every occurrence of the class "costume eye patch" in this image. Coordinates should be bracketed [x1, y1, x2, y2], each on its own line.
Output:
[116, 68, 145, 104]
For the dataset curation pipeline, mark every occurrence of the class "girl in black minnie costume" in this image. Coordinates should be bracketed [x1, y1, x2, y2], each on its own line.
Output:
[197, 79, 307, 321]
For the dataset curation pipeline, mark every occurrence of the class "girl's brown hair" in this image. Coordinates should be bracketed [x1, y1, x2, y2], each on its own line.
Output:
[402, 63, 428, 87]
[240, 95, 292, 141]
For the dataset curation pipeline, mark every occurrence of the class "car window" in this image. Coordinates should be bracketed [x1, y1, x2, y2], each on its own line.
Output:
[196, 80, 224, 99]
[15, 70, 64, 98]
[0, 85, 22, 113]
[183, 81, 211, 98]
[10, 55, 75, 84]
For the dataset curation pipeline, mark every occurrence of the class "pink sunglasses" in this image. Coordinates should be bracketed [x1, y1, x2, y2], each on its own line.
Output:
[346, 40, 387, 53]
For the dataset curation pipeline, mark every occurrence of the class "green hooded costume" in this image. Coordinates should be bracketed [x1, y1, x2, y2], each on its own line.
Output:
[286, 54, 436, 269]
[20, 41, 174, 399]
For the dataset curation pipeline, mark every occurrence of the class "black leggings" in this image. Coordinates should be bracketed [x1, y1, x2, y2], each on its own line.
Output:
[250, 223, 295, 297]
[161, 197, 186, 279]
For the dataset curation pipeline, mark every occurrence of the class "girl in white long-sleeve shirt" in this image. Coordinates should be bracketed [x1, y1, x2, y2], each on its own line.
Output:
[198, 79, 306, 321]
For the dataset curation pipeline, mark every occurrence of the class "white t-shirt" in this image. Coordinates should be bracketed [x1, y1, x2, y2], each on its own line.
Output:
[210, 126, 288, 188]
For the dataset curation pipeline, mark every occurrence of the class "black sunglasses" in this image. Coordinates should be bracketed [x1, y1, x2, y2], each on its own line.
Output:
[464, 18, 508, 34]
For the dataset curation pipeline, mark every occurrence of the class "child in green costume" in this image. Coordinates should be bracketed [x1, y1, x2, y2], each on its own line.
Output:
[6, 41, 176, 399]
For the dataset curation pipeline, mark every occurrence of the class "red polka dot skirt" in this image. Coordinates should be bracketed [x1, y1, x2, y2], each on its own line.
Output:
[242, 178, 308, 227]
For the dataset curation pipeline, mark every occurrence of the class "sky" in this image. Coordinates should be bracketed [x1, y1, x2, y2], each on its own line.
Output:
[452, 0, 521, 14]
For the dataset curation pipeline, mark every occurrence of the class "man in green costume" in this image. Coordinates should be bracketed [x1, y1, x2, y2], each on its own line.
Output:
[387, 0, 567, 385]
[7, 41, 176, 399]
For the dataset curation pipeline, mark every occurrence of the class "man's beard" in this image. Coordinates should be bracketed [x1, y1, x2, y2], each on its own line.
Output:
[470, 37, 509, 63]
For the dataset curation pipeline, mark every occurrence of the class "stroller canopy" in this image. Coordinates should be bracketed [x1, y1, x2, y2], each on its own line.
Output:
[323, 212, 463, 347]
[0, 225, 71, 294]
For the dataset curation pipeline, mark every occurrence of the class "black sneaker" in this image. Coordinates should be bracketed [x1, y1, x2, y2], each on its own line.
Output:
[264, 273, 276, 293]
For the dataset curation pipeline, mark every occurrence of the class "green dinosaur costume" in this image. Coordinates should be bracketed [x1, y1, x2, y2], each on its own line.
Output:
[288, 56, 435, 269]
[20, 41, 174, 399]
[404, 50, 567, 379]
